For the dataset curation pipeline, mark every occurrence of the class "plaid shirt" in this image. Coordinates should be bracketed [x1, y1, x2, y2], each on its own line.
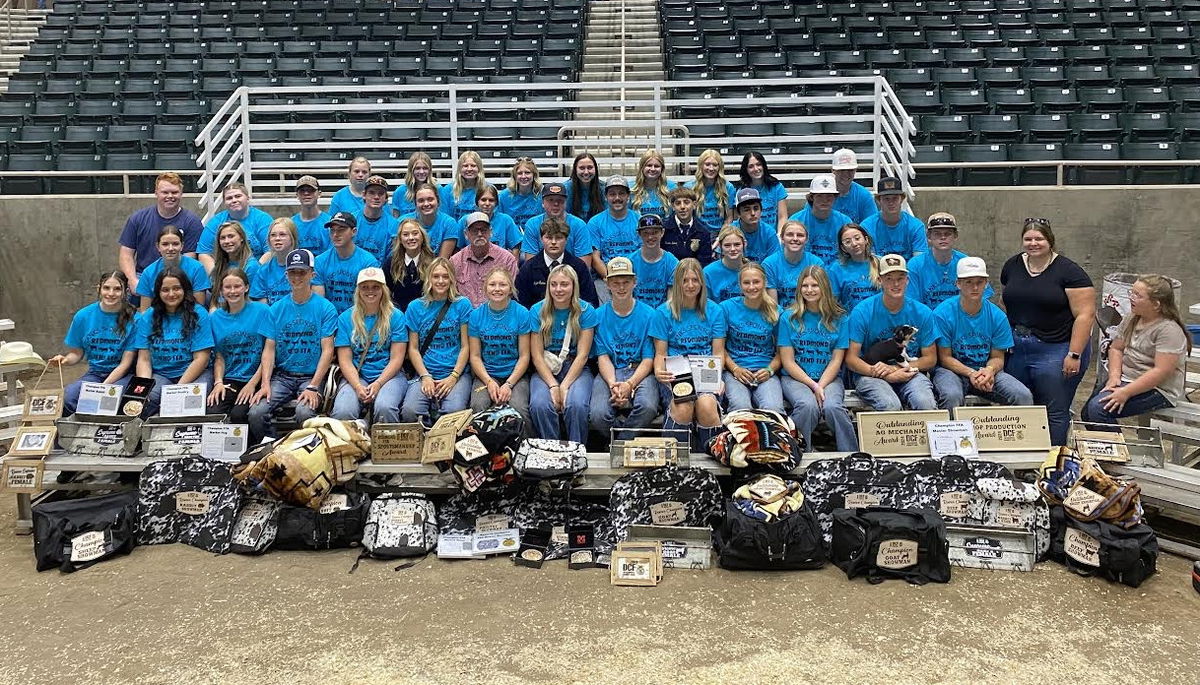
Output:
[450, 243, 518, 306]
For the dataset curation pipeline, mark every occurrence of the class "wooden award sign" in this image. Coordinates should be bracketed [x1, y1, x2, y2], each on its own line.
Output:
[951, 405, 1052, 451]
[855, 410, 950, 457]
[1, 458, 44, 493]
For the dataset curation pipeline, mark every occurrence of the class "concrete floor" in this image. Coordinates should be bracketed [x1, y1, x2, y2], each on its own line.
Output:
[1, 495, 1197, 685]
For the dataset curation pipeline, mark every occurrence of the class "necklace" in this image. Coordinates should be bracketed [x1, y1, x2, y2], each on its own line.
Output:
[1023, 252, 1055, 276]
[487, 303, 508, 320]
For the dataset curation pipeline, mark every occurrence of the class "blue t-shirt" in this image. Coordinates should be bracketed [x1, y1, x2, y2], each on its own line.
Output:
[594, 300, 657, 369]
[292, 211, 333, 255]
[467, 300, 533, 379]
[315, 247, 381, 313]
[498, 188, 543, 228]
[788, 206, 853, 264]
[779, 310, 850, 380]
[702, 260, 743, 303]
[934, 296, 1015, 370]
[454, 211, 522, 251]
[861, 211, 926, 260]
[329, 186, 364, 216]
[268, 293, 338, 376]
[564, 178, 610, 220]
[589, 210, 642, 264]
[521, 213, 593, 259]
[721, 298, 780, 369]
[685, 179, 737, 229]
[827, 259, 883, 311]
[732, 221, 781, 263]
[631, 180, 676, 220]
[628, 250, 680, 308]
[649, 301, 728, 356]
[833, 182, 878, 224]
[762, 250, 823, 307]
[847, 294, 938, 359]
[906, 250, 996, 309]
[335, 308, 406, 383]
[198, 208, 275, 257]
[251, 258, 325, 305]
[530, 300, 599, 360]
[390, 182, 437, 217]
[352, 210, 399, 264]
[209, 301, 273, 382]
[400, 211, 461, 253]
[119, 205, 203, 272]
[404, 296, 473, 378]
[135, 256, 212, 300]
[133, 304, 214, 380]
[64, 302, 135, 375]
[745, 181, 788, 231]
[438, 184, 479, 220]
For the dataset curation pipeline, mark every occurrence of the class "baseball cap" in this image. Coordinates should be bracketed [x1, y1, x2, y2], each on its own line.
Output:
[876, 176, 905, 196]
[605, 256, 635, 279]
[927, 211, 958, 230]
[637, 214, 664, 230]
[356, 266, 387, 286]
[809, 174, 838, 194]
[956, 257, 989, 279]
[466, 211, 491, 228]
[543, 183, 567, 198]
[365, 175, 389, 191]
[285, 249, 315, 271]
[735, 187, 762, 208]
[295, 175, 320, 191]
[831, 148, 858, 170]
[878, 253, 908, 276]
[325, 211, 357, 229]
[604, 174, 630, 191]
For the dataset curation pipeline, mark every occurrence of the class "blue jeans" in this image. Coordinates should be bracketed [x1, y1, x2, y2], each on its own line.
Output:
[1081, 383, 1171, 431]
[854, 372, 938, 411]
[330, 373, 408, 424]
[530, 367, 594, 443]
[932, 367, 1034, 409]
[781, 376, 858, 452]
[146, 369, 213, 417]
[248, 372, 321, 440]
[589, 366, 660, 437]
[64, 370, 131, 415]
[399, 372, 474, 427]
[722, 371, 785, 412]
[1006, 335, 1091, 446]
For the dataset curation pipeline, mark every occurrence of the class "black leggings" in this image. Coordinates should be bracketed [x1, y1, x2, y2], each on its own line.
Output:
[207, 379, 252, 425]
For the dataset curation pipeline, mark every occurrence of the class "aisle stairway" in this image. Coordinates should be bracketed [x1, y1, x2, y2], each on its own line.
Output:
[0, 7, 49, 94]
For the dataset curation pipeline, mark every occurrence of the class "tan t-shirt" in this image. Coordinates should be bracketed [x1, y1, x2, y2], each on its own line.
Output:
[1118, 317, 1189, 404]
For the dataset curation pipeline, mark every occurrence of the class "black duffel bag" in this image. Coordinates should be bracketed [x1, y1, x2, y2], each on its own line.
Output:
[830, 507, 951, 585]
[274, 491, 371, 551]
[714, 500, 824, 571]
[33, 490, 139, 573]
[1048, 506, 1157, 588]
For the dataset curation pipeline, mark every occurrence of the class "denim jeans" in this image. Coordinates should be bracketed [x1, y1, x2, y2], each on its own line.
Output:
[932, 367, 1034, 409]
[1006, 335, 1091, 445]
[1081, 383, 1171, 431]
[781, 376, 859, 452]
[469, 376, 531, 421]
[64, 370, 131, 415]
[399, 372, 474, 427]
[248, 372, 321, 439]
[146, 369, 213, 417]
[722, 371, 785, 412]
[589, 366, 660, 438]
[330, 373, 408, 424]
[854, 372, 938, 411]
[530, 367, 594, 443]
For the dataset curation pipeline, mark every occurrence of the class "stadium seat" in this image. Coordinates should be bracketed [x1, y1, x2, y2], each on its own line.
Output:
[1010, 143, 1065, 185]
[1121, 142, 1184, 184]
[1064, 142, 1124, 184]
[953, 144, 1012, 185]
[913, 144, 956, 186]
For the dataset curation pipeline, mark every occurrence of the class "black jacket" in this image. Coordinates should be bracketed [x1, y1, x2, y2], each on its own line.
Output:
[515, 251, 598, 309]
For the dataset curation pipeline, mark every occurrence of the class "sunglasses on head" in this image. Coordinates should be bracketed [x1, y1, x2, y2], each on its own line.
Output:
[928, 217, 956, 228]
[1024, 217, 1050, 227]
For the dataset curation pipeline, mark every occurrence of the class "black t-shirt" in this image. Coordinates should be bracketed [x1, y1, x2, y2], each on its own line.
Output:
[1000, 253, 1093, 343]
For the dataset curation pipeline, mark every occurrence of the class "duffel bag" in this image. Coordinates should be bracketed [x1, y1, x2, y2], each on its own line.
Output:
[715, 476, 823, 571]
[32, 490, 139, 573]
[829, 507, 951, 585]
[137, 456, 243, 554]
[512, 438, 587, 482]
[1048, 506, 1157, 588]
[274, 491, 371, 551]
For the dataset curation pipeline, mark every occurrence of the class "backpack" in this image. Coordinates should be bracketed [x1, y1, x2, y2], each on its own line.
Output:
[803, 452, 910, 546]
[1039, 446, 1144, 528]
[966, 478, 1052, 559]
[599, 466, 723, 553]
[830, 507, 952, 585]
[32, 490, 139, 573]
[1048, 506, 1158, 587]
[229, 498, 282, 555]
[137, 456, 244, 554]
[232, 418, 371, 509]
[714, 476, 824, 571]
[449, 406, 525, 492]
[360, 493, 438, 560]
[705, 408, 804, 473]
[513, 439, 587, 482]
[274, 491, 371, 551]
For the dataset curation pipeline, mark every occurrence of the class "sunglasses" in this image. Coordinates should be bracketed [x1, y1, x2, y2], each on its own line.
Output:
[1024, 217, 1050, 227]
[928, 216, 956, 228]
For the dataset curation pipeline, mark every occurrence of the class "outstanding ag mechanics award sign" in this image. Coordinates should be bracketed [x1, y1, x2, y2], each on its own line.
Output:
[856, 410, 950, 457]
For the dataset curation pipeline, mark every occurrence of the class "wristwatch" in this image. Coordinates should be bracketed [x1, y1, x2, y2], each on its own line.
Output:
[1068, 351, 1081, 360]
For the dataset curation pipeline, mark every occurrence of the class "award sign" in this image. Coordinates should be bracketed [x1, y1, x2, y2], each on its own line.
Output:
[951, 406, 1051, 451]
[856, 410, 950, 456]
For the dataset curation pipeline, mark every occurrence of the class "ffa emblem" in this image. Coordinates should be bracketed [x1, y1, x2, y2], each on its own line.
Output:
[689, 239, 700, 252]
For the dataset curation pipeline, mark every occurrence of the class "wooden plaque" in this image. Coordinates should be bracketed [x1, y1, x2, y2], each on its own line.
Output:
[856, 410, 950, 456]
[371, 422, 425, 463]
[1073, 430, 1129, 463]
[23, 389, 63, 425]
[952, 405, 1052, 451]
[1, 458, 44, 493]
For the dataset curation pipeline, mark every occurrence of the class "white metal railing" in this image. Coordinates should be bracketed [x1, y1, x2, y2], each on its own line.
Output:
[192, 77, 918, 220]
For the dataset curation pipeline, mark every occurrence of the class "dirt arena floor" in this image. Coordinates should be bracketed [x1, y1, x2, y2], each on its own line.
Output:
[0, 490, 1196, 685]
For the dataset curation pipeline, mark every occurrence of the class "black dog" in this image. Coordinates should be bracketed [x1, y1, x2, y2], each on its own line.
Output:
[862, 325, 919, 368]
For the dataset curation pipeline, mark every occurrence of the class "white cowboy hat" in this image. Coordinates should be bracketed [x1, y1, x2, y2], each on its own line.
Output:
[0, 341, 46, 367]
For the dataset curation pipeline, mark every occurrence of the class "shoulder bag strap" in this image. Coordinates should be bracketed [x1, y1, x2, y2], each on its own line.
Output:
[419, 299, 453, 356]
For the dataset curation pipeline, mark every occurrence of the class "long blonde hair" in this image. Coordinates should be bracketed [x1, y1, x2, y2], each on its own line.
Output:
[388, 218, 436, 285]
[789, 265, 845, 332]
[693, 149, 730, 218]
[836, 223, 880, 288]
[210, 220, 251, 284]
[421, 257, 461, 302]
[1126, 274, 1192, 354]
[452, 150, 487, 202]
[404, 151, 437, 203]
[506, 157, 542, 195]
[667, 258, 709, 321]
[632, 148, 670, 212]
[539, 264, 582, 343]
[738, 262, 779, 325]
[350, 280, 397, 354]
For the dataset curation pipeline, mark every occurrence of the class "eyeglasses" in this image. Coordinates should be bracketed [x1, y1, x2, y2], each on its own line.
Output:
[1024, 217, 1050, 227]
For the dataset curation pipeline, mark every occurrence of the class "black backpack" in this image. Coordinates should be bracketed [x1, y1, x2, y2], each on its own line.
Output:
[1048, 506, 1158, 588]
[714, 498, 824, 571]
[830, 507, 951, 585]
[274, 491, 371, 551]
[32, 491, 139, 573]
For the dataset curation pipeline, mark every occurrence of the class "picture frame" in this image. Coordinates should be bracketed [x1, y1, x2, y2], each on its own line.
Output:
[9, 426, 56, 457]
[610, 548, 660, 587]
[22, 389, 64, 425]
[1, 458, 44, 493]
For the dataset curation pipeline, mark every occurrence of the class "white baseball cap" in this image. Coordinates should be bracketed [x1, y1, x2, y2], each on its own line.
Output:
[809, 174, 838, 194]
[878, 254, 908, 275]
[832, 148, 858, 170]
[357, 267, 387, 286]
[956, 257, 989, 279]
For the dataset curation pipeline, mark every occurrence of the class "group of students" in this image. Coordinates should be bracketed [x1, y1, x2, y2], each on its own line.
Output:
[54, 150, 1192, 450]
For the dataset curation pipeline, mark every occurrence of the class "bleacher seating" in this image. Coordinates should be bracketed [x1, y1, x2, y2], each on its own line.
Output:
[660, 0, 1200, 185]
[0, 0, 588, 191]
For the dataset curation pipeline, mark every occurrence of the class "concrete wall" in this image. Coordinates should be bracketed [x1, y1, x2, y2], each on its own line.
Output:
[1, 187, 1197, 353]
